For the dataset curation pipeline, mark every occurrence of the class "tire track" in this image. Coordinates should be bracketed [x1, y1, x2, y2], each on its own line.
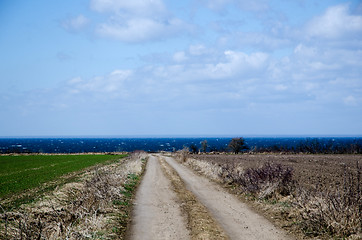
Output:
[128, 155, 190, 240]
[159, 156, 229, 240]
[163, 155, 293, 240]
[130, 154, 292, 240]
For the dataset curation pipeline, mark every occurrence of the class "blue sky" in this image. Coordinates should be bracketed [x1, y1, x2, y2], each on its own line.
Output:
[1, 0, 362, 136]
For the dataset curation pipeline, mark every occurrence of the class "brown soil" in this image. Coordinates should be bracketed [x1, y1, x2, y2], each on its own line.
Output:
[187, 153, 361, 239]
[190, 154, 361, 189]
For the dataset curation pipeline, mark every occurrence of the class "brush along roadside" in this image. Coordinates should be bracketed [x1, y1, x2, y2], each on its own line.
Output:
[158, 156, 229, 240]
[0, 152, 147, 240]
[179, 153, 361, 240]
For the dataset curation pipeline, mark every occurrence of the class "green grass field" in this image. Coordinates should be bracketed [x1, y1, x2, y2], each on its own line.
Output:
[0, 154, 127, 199]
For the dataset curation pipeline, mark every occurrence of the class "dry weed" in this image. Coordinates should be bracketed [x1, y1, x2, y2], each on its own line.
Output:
[0, 152, 146, 239]
[185, 157, 295, 200]
[176, 147, 190, 163]
[184, 158, 223, 182]
[184, 155, 361, 239]
[295, 162, 361, 238]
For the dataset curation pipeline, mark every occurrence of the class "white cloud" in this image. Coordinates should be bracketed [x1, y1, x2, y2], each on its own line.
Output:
[201, 0, 269, 12]
[150, 49, 269, 81]
[6, 39, 362, 136]
[235, 0, 269, 12]
[306, 4, 362, 39]
[48, 38, 360, 113]
[96, 17, 190, 42]
[66, 70, 132, 96]
[294, 44, 317, 56]
[303, 82, 319, 91]
[292, 44, 362, 79]
[221, 50, 269, 70]
[59, 1, 193, 43]
[189, 44, 208, 55]
[344, 95, 358, 106]
[90, 0, 166, 16]
[173, 51, 188, 62]
[201, 0, 232, 11]
[90, 0, 193, 42]
[275, 84, 287, 91]
[234, 32, 291, 50]
[61, 15, 89, 32]
[68, 77, 83, 85]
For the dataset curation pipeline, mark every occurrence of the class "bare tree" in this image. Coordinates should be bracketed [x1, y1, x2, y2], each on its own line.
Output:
[228, 137, 247, 154]
[190, 144, 198, 154]
[201, 140, 208, 153]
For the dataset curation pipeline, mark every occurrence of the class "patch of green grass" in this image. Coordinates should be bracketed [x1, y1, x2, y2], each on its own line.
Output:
[0, 154, 127, 199]
[115, 173, 140, 207]
[115, 171, 144, 238]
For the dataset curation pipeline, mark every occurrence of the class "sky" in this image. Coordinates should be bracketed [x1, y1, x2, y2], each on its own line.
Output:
[1, 0, 362, 137]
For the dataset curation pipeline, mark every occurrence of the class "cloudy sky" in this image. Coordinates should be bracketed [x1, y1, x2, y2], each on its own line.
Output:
[1, 0, 362, 137]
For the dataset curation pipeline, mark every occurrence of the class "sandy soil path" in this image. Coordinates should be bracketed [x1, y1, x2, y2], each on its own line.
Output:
[130, 154, 292, 240]
[128, 155, 190, 240]
[163, 155, 292, 240]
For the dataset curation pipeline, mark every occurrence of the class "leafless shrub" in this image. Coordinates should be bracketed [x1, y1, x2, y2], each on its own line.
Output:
[184, 158, 223, 182]
[295, 162, 361, 238]
[130, 150, 147, 161]
[185, 155, 361, 239]
[176, 147, 190, 163]
[183, 158, 295, 199]
[218, 162, 295, 199]
[0, 210, 48, 240]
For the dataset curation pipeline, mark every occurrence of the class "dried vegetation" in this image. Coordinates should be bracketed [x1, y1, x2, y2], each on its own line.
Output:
[181, 153, 361, 239]
[0, 152, 147, 239]
[295, 162, 360, 238]
[159, 156, 228, 240]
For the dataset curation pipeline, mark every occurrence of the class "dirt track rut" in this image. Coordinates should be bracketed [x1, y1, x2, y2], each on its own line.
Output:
[129, 154, 292, 240]
[128, 155, 190, 240]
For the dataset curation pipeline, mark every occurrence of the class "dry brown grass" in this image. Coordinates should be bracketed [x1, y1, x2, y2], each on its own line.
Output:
[184, 158, 223, 182]
[0, 152, 147, 240]
[294, 162, 361, 238]
[176, 147, 190, 163]
[182, 154, 361, 240]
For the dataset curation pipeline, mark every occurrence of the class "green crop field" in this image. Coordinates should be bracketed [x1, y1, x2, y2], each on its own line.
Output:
[0, 154, 127, 199]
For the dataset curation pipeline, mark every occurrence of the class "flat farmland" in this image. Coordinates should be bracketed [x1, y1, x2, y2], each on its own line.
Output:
[0, 154, 127, 199]
[0, 153, 145, 239]
[191, 154, 361, 189]
[187, 154, 361, 239]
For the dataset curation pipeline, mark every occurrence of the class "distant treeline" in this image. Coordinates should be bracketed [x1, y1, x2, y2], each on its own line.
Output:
[1, 147, 34, 154]
[1, 137, 362, 154]
[191, 138, 362, 154]
[250, 138, 362, 154]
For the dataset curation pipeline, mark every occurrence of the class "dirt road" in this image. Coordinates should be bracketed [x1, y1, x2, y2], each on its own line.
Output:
[129, 154, 292, 240]
[128, 155, 190, 240]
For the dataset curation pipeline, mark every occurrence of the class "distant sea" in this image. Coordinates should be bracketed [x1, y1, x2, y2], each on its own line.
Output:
[0, 137, 361, 153]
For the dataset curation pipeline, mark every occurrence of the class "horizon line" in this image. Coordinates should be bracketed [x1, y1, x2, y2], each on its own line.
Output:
[1, 134, 362, 138]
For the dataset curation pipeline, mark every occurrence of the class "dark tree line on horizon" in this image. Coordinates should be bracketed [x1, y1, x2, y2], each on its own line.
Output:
[1, 138, 362, 154]
[188, 137, 362, 154]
